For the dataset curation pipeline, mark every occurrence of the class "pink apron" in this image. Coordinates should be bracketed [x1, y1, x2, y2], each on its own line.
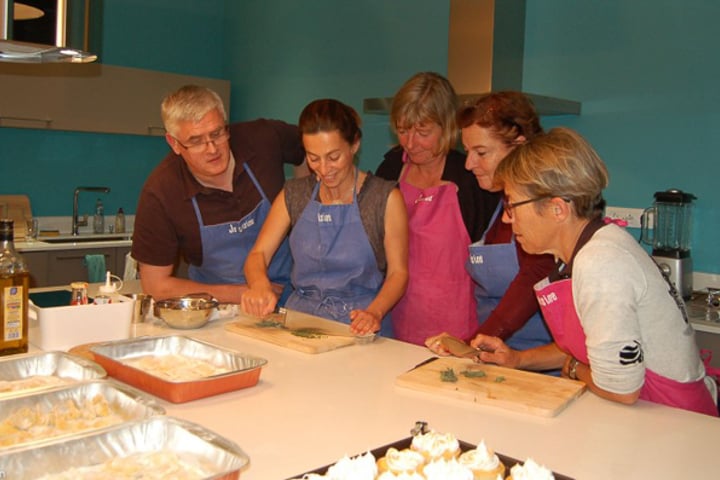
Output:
[391, 158, 476, 345]
[535, 278, 718, 416]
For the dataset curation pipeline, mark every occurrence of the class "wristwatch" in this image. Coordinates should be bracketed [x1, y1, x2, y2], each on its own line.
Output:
[567, 357, 579, 380]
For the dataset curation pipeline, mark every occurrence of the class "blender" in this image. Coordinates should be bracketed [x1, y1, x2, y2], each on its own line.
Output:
[641, 189, 696, 299]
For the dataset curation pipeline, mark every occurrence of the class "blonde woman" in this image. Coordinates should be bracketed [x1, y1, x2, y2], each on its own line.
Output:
[376, 72, 499, 344]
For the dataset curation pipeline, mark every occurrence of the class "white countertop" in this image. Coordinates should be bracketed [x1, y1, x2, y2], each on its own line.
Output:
[16, 215, 134, 251]
[28, 281, 720, 480]
[17, 235, 132, 252]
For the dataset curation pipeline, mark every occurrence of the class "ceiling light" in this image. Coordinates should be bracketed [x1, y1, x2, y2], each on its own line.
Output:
[14, 3, 44, 21]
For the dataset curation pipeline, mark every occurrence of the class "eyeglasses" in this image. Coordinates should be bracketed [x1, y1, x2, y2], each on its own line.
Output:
[502, 196, 550, 219]
[173, 125, 230, 153]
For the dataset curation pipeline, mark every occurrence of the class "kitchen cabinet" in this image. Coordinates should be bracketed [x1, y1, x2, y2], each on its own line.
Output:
[23, 246, 131, 288]
[22, 251, 49, 288]
[0, 63, 230, 136]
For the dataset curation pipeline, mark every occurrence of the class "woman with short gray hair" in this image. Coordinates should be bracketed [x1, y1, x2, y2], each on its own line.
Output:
[471, 127, 718, 416]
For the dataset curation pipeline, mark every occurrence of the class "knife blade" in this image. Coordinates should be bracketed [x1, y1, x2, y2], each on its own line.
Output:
[261, 306, 287, 325]
[441, 336, 483, 361]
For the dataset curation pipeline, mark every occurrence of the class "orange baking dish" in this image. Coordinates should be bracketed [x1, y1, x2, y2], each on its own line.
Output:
[89, 335, 267, 403]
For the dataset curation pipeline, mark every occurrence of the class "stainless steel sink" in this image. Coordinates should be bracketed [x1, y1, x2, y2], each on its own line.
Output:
[41, 234, 132, 244]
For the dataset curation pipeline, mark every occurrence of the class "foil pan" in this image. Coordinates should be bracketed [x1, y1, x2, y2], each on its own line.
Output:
[0, 379, 165, 452]
[0, 416, 248, 479]
[89, 335, 268, 403]
[0, 351, 106, 399]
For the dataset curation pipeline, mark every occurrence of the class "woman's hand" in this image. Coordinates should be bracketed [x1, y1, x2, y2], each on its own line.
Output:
[470, 334, 522, 368]
[349, 309, 381, 335]
[240, 287, 278, 318]
[424, 332, 453, 356]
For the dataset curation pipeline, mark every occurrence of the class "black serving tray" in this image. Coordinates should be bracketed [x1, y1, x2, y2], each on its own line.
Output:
[288, 436, 574, 479]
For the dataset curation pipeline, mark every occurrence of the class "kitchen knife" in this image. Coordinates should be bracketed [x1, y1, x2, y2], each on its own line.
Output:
[262, 306, 287, 325]
[441, 336, 483, 361]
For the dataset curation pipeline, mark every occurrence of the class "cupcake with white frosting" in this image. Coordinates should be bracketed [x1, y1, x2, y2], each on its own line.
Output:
[508, 458, 555, 480]
[458, 439, 506, 480]
[422, 458, 474, 480]
[376, 447, 426, 476]
[325, 451, 377, 480]
[376, 471, 426, 480]
[410, 430, 461, 462]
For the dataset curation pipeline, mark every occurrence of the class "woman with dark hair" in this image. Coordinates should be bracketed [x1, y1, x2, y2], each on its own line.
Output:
[426, 92, 555, 357]
[242, 99, 408, 336]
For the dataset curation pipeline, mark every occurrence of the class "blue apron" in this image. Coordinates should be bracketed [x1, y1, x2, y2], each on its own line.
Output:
[189, 163, 292, 292]
[466, 203, 551, 351]
[285, 173, 391, 336]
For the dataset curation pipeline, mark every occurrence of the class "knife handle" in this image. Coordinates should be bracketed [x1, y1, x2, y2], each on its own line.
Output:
[410, 357, 439, 371]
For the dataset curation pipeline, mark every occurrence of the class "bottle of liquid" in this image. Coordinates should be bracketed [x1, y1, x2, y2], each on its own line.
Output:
[114, 207, 126, 234]
[93, 198, 105, 234]
[94, 270, 123, 305]
[70, 281, 89, 305]
[0, 219, 29, 356]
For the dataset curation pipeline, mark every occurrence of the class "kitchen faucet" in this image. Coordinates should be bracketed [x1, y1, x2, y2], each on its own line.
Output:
[72, 186, 110, 235]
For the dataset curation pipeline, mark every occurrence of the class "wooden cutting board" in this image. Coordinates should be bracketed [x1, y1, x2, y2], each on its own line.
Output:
[396, 357, 586, 417]
[224, 309, 356, 354]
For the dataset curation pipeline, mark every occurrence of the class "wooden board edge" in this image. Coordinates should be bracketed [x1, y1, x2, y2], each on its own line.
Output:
[224, 322, 355, 354]
[395, 358, 588, 418]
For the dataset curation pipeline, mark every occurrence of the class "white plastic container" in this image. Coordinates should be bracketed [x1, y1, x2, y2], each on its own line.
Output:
[29, 290, 133, 351]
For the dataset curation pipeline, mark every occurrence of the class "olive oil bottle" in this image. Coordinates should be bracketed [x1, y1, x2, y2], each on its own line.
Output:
[0, 219, 29, 356]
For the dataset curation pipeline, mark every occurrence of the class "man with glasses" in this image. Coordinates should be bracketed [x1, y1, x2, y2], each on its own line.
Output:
[132, 85, 305, 303]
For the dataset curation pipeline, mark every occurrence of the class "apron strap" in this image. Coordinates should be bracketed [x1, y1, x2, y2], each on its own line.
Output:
[480, 202, 504, 244]
[701, 349, 720, 380]
[190, 161, 268, 227]
[243, 162, 269, 202]
[191, 197, 205, 227]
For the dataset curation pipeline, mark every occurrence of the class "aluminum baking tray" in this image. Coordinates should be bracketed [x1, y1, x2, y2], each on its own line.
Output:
[89, 335, 268, 403]
[0, 379, 165, 452]
[0, 416, 249, 479]
[0, 351, 106, 399]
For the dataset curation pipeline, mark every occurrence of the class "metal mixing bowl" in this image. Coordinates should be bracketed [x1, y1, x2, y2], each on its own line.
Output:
[154, 293, 219, 329]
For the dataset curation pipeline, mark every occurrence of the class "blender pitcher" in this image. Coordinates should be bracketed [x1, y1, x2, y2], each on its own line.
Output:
[640, 189, 696, 299]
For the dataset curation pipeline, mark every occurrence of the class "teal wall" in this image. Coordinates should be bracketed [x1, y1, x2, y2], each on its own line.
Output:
[224, 0, 447, 169]
[1, 0, 719, 274]
[521, 1, 720, 273]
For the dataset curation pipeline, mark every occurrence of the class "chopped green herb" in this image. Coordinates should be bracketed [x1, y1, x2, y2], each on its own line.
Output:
[291, 328, 324, 339]
[440, 368, 458, 382]
[255, 319, 286, 329]
[494, 376, 506, 383]
[461, 369, 487, 378]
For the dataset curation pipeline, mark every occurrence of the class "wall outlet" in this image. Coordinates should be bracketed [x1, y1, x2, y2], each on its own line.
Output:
[605, 206, 645, 228]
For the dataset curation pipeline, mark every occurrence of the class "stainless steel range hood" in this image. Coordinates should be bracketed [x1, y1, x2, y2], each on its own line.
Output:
[363, 0, 580, 116]
[0, 0, 97, 63]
